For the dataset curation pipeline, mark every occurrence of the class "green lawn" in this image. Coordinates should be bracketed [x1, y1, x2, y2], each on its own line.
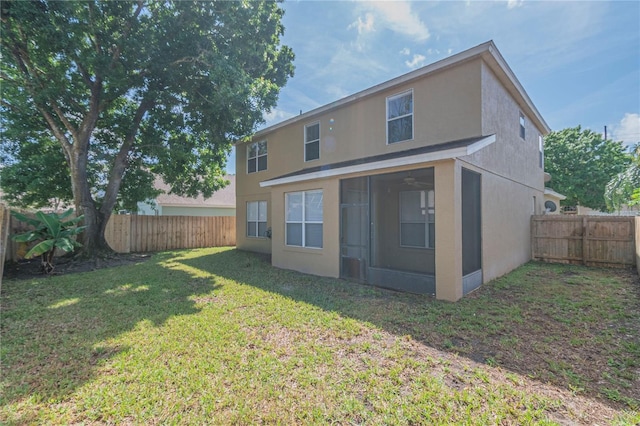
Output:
[1, 247, 639, 425]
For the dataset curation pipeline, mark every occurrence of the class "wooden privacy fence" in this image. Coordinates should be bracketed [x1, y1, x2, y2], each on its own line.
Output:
[3, 213, 235, 261]
[105, 215, 236, 253]
[531, 215, 636, 267]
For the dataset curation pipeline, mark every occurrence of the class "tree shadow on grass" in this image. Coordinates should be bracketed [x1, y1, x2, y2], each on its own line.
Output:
[178, 248, 640, 411]
[0, 251, 220, 419]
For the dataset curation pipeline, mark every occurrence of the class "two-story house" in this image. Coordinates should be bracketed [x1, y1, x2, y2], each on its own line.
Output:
[235, 41, 550, 302]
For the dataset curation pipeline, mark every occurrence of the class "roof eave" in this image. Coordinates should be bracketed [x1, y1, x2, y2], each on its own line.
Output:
[245, 40, 550, 144]
[247, 41, 496, 143]
[259, 135, 496, 188]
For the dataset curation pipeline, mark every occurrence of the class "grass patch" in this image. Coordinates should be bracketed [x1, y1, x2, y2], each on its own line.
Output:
[1, 248, 639, 424]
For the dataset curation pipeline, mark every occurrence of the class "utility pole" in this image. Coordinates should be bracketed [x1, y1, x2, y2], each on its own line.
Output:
[604, 125, 607, 140]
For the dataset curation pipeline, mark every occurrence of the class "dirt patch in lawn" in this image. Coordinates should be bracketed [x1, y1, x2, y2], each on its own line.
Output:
[380, 265, 640, 412]
[3, 253, 151, 280]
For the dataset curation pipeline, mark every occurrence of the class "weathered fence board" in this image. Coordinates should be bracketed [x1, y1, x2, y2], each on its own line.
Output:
[104, 215, 131, 254]
[532, 215, 635, 267]
[117, 215, 236, 253]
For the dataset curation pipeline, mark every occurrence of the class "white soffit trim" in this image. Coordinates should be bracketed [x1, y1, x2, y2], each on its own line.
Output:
[260, 135, 496, 187]
[544, 188, 567, 200]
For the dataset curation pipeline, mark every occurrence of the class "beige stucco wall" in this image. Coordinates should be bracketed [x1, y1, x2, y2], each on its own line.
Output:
[269, 178, 340, 278]
[262, 160, 463, 301]
[236, 58, 483, 192]
[236, 193, 272, 254]
[459, 60, 546, 285]
[434, 161, 463, 301]
[237, 58, 484, 257]
[459, 161, 539, 284]
[236, 52, 547, 301]
[466, 61, 546, 190]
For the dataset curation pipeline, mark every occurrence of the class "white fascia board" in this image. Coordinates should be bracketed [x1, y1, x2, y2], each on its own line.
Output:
[485, 46, 551, 134]
[260, 135, 496, 188]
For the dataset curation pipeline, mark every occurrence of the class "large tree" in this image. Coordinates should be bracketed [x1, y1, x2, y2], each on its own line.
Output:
[544, 126, 630, 211]
[1, 0, 294, 255]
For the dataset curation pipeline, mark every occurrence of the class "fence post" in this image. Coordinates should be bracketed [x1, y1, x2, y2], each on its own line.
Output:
[582, 216, 588, 265]
[530, 215, 536, 261]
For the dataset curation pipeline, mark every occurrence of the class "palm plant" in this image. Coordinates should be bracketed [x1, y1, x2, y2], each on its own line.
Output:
[11, 209, 85, 274]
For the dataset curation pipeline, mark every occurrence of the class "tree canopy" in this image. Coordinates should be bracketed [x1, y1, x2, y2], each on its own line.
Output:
[544, 126, 630, 211]
[1, 0, 294, 255]
[604, 143, 640, 211]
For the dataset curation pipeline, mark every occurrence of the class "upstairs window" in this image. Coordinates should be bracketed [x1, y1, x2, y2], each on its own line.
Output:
[247, 141, 267, 173]
[305, 122, 320, 162]
[247, 201, 267, 238]
[387, 90, 413, 144]
[519, 113, 526, 139]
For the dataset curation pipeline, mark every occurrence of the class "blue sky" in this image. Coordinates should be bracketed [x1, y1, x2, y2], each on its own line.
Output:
[227, 0, 640, 174]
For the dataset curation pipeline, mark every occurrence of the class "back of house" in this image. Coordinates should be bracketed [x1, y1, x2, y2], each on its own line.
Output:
[236, 41, 549, 301]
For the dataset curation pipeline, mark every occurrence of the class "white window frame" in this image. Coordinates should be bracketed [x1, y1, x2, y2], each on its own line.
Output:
[399, 189, 435, 249]
[386, 89, 414, 144]
[519, 113, 526, 140]
[304, 122, 320, 162]
[285, 190, 323, 249]
[246, 201, 267, 238]
[247, 140, 267, 174]
[538, 134, 544, 168]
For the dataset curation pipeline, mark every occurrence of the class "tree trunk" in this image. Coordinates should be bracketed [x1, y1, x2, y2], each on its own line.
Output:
[69, 134, 114, 258]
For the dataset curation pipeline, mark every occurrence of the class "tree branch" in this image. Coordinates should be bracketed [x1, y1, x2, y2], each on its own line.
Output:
[109, 0, 145, 70]
[100, 97, 154, 215]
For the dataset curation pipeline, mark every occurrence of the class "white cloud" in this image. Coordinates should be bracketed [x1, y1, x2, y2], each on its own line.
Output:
[507, 0, 524, 10]
[355, 1, 430, 42]
[263, 108, 296, 127]
[325, 84, 351, 101]
[348, 12, 375, 35]
[405, 54, 426, 69]
[612, 113, 640, 146]
[400, 47, 410, 56]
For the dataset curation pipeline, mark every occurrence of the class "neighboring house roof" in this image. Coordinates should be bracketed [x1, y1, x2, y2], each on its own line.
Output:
[249, 40, 550, 143]
[260, 135, 496, 187]
[544, 188, 567, 200]
[154, 175, 235, 208]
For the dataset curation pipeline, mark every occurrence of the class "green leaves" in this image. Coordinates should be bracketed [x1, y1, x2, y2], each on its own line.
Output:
[604, 143, 640, 211]
[544, 126, 630, 211]
[11, 209, 86, 271]
[2, 1, 294, 255]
